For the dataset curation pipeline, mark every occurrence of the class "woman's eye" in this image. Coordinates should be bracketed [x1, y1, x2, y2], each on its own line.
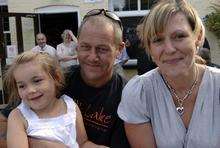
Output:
[152, 37, 163, 43]
[173, 32, 188, 41]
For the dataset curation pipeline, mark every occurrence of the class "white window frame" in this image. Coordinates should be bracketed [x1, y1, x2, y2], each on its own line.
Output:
[109, 0, 150, 17]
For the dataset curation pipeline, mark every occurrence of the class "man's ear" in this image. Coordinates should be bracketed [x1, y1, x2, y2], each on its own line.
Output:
[116, 42, 125, 56]
[75, 44, 79, 52]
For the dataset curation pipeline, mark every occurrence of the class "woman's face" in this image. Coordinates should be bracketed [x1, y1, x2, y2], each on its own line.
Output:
[64, 33, 72, 43]
[149, 12, 200, 77]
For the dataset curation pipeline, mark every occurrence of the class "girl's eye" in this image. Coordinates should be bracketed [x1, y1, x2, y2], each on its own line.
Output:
[18, 85, 25, 89]
[33, 79, 42, 83]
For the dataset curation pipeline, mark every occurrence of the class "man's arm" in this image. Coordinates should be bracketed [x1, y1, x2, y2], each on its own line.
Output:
[28, 138, 67, 148]
[0, 113, 7, 148]
[110, 118, 130, 148]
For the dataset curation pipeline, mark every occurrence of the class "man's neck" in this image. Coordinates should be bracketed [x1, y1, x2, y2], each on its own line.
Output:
[81, 71, 113, 88]
[39, 44, 46, 49]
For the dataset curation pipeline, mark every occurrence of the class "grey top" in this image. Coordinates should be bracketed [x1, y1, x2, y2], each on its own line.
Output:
[118, 66, 220, 148]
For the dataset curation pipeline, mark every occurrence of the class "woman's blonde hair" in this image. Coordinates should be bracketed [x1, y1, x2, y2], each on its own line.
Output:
[140, 0, 202, 51]
[3, 51, 65, 102]
[61, 29, 78, 43]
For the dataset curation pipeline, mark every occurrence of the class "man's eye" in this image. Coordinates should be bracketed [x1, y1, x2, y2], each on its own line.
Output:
[80, 45, 90, 51]
[97, 47, 109, 53]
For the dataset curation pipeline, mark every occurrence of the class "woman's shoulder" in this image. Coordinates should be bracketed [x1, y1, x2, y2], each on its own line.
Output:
[206, 66, 220, 76]
[123, 68, 159, 95]
[125, 68, 158, 87]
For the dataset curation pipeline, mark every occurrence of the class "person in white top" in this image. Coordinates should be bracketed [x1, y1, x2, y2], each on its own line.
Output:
[114, 47, 129, 77]
[32, 33, 57, 57]
[5, 51, 108, 148]
[57, 29, 78, 70]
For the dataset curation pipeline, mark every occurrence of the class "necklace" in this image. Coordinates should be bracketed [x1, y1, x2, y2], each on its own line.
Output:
[162, 68, 198, 116]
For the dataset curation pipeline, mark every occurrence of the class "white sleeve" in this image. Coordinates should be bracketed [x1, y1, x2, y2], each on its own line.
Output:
[117, 75, 151, 124]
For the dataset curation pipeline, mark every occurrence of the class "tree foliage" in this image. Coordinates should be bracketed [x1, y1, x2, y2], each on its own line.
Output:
[205, 3, 220, 38]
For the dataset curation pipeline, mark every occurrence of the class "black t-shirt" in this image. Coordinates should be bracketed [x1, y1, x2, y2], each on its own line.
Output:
[64, 66, 130, 147]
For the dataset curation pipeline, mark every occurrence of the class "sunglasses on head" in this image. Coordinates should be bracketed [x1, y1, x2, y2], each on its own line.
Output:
[83, 9, 123, 30]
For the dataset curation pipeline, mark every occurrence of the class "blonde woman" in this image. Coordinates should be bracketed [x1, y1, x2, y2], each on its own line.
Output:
[56, 29, 78, 70]
[118, 0, 220, 147]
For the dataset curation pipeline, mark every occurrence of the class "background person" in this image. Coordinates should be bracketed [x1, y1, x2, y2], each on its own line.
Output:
[114, 46, 129, 77]
[32, 33, 57, 58]
[56, 29, 78, 71]
[118, 0, 220, 147]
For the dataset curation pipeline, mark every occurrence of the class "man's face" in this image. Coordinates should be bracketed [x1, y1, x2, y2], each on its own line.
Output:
[36, 34, 46, 48]
[77, 21, 121, 87]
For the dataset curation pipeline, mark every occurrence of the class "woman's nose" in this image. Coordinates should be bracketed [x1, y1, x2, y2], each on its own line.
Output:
[163, 39, 176, 53]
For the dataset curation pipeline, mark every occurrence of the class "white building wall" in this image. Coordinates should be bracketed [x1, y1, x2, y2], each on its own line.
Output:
[7, 0, 108, 51]
[6, 0, 220, 63]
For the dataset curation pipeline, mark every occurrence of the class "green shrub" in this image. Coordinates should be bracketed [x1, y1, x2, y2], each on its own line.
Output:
[205, 3, 220, 38]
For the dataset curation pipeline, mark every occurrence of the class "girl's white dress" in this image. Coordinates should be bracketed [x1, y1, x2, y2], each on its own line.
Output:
[17, 95, 79, 148]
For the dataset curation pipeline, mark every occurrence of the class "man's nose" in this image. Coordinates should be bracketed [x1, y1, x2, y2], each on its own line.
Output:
[89, 48, 99, 61]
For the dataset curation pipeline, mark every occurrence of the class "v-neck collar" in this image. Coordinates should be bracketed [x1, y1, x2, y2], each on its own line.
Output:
[157, 67, 208, 133]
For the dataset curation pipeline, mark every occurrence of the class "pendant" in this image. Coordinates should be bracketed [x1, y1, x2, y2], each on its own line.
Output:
[176, 106, 184, 116]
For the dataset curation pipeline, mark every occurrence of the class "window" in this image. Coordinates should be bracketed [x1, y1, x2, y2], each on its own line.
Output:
[113, 0, 155, 11]
[0, 5, 11, 45]
[141, 0, 155, 10]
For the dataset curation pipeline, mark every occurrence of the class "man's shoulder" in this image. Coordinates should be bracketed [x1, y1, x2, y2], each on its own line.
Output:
[111, 72, 128, 88]
[32, 45, 39, 51]
[45, 44, 56, 50]
[65, 65, 80, 81]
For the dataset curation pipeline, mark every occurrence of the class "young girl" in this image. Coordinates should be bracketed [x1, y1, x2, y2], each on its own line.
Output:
[4, 51, 105, 148]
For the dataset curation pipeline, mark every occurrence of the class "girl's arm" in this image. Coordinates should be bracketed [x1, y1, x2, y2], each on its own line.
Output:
[124, 122, 156, 148]
[7, 109, 29, 148]
[75, 105, 108, 148]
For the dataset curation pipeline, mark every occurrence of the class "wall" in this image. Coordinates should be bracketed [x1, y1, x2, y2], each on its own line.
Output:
[7, 0, 108, 51]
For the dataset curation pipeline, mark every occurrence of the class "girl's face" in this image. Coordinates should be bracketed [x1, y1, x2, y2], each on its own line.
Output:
[14, 61, 57, 113]
[149, 12, 200, 77]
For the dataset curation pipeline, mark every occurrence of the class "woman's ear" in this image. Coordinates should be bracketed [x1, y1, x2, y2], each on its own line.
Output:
[195, 27, 204, 48]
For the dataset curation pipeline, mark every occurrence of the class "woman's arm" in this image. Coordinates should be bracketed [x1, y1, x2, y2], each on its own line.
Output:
[7, 109, 29, 148]
[124, 122, 156, 148]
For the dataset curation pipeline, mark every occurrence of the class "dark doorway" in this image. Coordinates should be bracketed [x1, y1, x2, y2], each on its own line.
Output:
[120, 16, 143, 59]
[39, 12, 78, 48]
[121, 16, 143, 36]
